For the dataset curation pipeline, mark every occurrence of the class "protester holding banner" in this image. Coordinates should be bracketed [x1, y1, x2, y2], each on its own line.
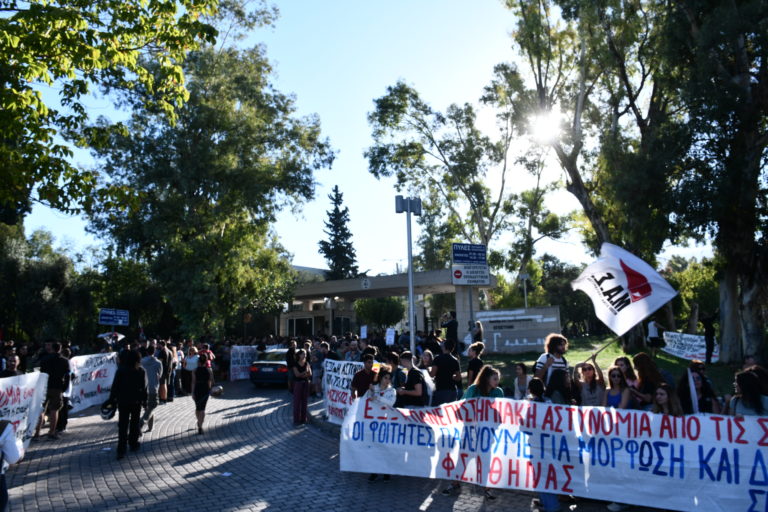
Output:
[430, 340, 461, 406]
[417, 350, 434, 371]
[463, 365, 503, 399]
[350, 355, 375, 400]
[613, 357, 637, 389]
[651, 383, 683, 416]
[36, 342, 70, 441]
[366, 366, 395, 483]
[729, 370, 768, 416]
[0, 355, 19, 378]
[603, 366, 631, 409]
[678, 365, 721, 414]
[0, 420, 24, 512]
[395, 352, 424, 408]
[544, 368, 574, 405]
[630, 353, 665, 410]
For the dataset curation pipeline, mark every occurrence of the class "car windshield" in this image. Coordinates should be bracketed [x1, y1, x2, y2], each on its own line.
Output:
[257, 351, 286, 362]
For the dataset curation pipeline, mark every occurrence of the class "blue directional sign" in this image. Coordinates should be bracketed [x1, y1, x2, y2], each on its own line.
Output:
[99, 308, 129, 326]
[451, 243, 488, 264]
[451, 243, 490, 285]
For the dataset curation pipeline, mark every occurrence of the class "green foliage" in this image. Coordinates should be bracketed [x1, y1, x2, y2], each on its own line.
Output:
[366, 81, 518, 250]
[663, 257, 719, 327]
[354, 297, 405, 329]
[318, 185, 358, 280]
[0, 0, 228, 212]
[87, 45, 334, 336]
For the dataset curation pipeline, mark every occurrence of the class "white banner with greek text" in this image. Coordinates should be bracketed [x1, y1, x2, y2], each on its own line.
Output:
[229, 345, 262, 381]
[341, 397, 768, 511]
[323, 359, 364, 425]
[0, 372, 48, 450]
[69, 352, 118, 413]
[663, 332, 719, 363]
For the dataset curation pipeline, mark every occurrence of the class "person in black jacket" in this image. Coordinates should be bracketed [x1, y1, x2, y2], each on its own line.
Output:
[35, 342, 71, 440]
[109, 349, 148, 460]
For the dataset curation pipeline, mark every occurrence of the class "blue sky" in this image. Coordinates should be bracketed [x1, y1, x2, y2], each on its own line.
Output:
[25, 0, 711, 273]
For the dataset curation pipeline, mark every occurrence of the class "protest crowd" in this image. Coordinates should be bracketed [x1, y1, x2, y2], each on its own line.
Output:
[1, 318, 767, 512]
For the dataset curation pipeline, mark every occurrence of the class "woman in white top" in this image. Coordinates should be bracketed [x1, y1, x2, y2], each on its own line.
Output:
[1, 421, 24, 511]
[512, 363, 532, 400]
[367, 367, 396, 483]
[368, 366, 396, 407]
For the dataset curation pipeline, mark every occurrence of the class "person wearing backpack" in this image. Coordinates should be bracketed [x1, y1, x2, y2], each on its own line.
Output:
[1, 419, 24, 511]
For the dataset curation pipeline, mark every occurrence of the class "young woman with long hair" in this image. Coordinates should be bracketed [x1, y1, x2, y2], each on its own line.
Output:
[652, 383, 683, 416]
[544, 369, 573, 405]
[603, 366, 631, 409]
[573, 356, 605, 406]
[631, 352, 665, 410]
[730, 370, 768, 416]
[512, 363, 532, 400]
[463, 365, 503, 398]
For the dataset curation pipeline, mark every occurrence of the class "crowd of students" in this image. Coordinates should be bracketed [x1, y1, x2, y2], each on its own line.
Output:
[2, 328, 767, 512]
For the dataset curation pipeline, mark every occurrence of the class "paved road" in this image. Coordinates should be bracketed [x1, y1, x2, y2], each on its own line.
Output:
[8, 382, 660, 511]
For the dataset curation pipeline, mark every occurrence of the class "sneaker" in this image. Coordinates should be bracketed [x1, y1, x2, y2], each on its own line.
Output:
[607, 503, 629, 512]
[116, 452, 125, 460]
[441, 485, 460, 496]
[484, 489, 497, 500]
[46, 433, 60, 441]
[368, 474, 377, 483]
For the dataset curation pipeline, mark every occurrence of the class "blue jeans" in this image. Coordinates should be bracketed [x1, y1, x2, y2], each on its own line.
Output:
[538, 492, 560, 512]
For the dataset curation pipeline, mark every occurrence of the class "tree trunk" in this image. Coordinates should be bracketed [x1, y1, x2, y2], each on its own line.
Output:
[663, 302, 676, 332]
[621, 323, 646, 352]
[686, 302, 699, 334]
[719, 266, 742, 364]
[740, 278, 765, 363]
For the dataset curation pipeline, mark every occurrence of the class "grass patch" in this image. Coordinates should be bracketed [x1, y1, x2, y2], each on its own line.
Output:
[479, 335, 736, 396]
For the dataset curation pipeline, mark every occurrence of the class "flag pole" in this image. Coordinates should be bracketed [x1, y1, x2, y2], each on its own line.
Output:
[582, 337, 619, 363]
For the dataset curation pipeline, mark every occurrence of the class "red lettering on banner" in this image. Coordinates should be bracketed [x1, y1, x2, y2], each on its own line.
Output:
[562, 465, 574, 493]
[545, 464, 558, 490]
[526, 461, 541, 488]
[507, 459, 521, 487]
[710, 416, 724, 441]
[363, 399, 373, 419]
[460, 453, 471, 482]
[733, 416, 748, 444]
[639, 414, 651, 437]
[475, 455, 483, 484]
[758, 418, 768, 446]
[488, 457, 502, 485]
[616, 411, 633, 438]
[660, 414, 675, 439]
[542, 406, 564, 433]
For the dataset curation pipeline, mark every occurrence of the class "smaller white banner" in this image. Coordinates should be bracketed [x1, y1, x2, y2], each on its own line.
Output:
[385, 328, 395, 346]
[229, 346, 262, 381]
[0, 372, 48, 450]
[69, 352, 118, 413]
[663, 332, 719, 363]
[361, 325, 368, 339]
[323, 359, 364, 425]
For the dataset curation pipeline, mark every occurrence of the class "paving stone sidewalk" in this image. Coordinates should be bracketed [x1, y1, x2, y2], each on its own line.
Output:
[8, 382, 667, 512]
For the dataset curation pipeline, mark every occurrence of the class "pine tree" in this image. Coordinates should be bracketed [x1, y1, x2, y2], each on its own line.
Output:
[318, 186, 358, 280]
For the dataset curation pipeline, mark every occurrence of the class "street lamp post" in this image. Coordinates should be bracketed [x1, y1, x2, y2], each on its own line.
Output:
[395, 195, 421, 355]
